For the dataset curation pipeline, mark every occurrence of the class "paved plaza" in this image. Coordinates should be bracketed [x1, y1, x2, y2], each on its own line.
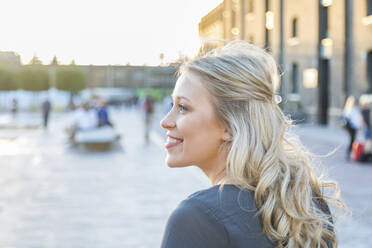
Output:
[0, 107, 371, 247]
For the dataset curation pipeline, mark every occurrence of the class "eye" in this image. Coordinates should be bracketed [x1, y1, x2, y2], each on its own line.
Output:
[178, 104, 188, 112]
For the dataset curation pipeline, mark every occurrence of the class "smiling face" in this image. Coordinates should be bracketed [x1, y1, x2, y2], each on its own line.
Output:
[160, 71, 230, 173]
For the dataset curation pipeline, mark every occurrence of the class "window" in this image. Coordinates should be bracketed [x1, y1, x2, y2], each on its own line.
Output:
[368, 51, 372, 91]
[249, 35, 254, 43]
[232, 1, 237, 27]
[248, 0, 254, 13]
[291, 63, 299, 94]
[231, 2, 238, 36]
[368, 0, 372, 16]
[292, 18, 298, 38]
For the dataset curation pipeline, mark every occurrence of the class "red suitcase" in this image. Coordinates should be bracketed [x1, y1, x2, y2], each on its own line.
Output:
[352, 142, 364, 162]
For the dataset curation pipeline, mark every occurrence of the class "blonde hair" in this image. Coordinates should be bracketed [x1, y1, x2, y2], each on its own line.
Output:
[181, 41, 344, 247]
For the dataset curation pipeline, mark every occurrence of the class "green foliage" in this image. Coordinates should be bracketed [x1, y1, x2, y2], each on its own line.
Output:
[137, 88, 173, 102]
[0, 67, 17, 91]
[50, 56, 59, 66]
[55, 67, 85, 94]
[18, 67, 49, 91]
[29, 55, 43, 65]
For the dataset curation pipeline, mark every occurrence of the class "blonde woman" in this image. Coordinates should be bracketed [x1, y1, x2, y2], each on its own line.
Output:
[160, 41, 343, 248]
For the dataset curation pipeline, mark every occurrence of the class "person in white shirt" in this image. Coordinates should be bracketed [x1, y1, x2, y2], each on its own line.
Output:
[72, 103, 98, 130]
[68, 103, 98, 140]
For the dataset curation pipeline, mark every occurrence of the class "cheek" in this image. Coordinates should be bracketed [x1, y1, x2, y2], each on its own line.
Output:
[180, 115, 222, 159]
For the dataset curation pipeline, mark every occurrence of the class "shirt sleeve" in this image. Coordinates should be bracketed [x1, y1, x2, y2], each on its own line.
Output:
[161, 199, 229, 248]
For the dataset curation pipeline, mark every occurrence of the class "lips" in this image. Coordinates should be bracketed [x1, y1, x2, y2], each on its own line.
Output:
[165, 135, 183, 149]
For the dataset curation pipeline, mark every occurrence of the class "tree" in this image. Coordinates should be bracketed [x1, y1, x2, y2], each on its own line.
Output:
[0, 67, 18, 107]
[55, 67, 85, 107]
[16, 67, 49, 108]
[18, 67, 49, 92]
[29, 55, 43, 65]
[50, 56, 59, 66]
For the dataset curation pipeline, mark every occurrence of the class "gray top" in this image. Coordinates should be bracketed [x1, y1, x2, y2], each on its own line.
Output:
[161, 185, 273, 248]
[161, 185, 332, 248]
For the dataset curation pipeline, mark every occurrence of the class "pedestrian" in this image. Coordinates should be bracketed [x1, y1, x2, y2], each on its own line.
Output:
[160, 41, 344, 248]
[42, 98, 51, 128]
[162, 95, 173, 115]
[360, 95, 372, 141]
[97, 99, 112, 127]
[142, 94, 155, 144]
[11, 98, 17, 118]
[343, 95, 363, 160]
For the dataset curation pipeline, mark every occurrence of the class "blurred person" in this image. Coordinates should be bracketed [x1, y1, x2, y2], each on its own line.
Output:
[73, 102, 98, 130]
[343, 95, 363, 160]
[360, 96, 372, 141]
[162, 95, 173, 114]
[11, 98, 17, 118]
[160, 41, 344, 248]
[141, 94, 155, 144]
[68, 102, 98, 139]
[42, 97, 51, 128]
[97, 99, 112, 127]
[356, 95, 372, 161]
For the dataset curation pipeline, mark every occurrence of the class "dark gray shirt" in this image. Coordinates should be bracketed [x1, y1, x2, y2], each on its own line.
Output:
[161, 185, 274, 248]
[161, 184, 333, 248]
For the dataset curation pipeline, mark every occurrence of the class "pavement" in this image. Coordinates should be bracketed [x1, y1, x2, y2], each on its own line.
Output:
[0, 107, 370, 247]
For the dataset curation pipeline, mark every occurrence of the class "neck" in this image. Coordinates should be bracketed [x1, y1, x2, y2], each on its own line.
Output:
[199, 162, 230, 186]
[210, 168, 226, 185]
[198, 147, 231, 186]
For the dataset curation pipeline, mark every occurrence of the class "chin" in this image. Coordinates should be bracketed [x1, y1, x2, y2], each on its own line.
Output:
[165, 156, 191, 168]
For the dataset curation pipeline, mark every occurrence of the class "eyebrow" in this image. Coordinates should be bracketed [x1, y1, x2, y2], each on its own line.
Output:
[171, 95, 191, 102]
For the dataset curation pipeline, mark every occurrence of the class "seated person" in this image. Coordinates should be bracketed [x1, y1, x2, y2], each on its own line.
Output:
[97, 100, 112, 127]
[68, 103, 98, 140]
[73, 103, 98, 130]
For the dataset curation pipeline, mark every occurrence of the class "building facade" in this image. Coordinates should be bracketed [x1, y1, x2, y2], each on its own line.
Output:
[199, 0, 372, 125]
[0, 51, 21, 68]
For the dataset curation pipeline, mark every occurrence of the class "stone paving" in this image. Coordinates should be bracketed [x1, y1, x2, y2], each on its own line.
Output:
[294, 125, 372, 248]
[0, 108, 370, 247]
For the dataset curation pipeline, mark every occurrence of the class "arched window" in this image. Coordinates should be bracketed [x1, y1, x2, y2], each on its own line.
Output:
[367, 0, 372, 15]
[292, 18, 298, 38]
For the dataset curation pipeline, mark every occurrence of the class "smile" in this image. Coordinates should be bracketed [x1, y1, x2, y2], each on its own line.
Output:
[165, 136, 183, 149]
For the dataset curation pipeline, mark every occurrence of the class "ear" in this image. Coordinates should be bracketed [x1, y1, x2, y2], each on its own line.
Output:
[222, 129, 232, 142]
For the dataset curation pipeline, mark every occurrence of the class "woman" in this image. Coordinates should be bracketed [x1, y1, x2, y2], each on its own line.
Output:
[160, 41, 344, 248]
[343, 95, 362, 160]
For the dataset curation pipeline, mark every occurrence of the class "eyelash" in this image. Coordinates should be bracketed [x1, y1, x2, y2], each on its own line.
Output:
[171, 102, 188, 112]
[178, 104, 188, 112]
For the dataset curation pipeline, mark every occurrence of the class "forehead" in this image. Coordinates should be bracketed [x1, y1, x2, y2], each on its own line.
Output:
[173, 71, 207, 99]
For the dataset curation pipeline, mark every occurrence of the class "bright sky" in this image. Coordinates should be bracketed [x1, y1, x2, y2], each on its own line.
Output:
[1, 0, 222, 66]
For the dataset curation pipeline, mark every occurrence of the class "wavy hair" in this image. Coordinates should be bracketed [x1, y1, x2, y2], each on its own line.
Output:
[181, 41, 344, 247]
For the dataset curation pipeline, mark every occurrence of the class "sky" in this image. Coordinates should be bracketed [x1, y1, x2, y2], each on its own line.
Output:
[1, 0, 222, 66]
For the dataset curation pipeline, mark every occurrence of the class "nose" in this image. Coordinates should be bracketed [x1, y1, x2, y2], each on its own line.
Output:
[160, 111, 176, 130]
